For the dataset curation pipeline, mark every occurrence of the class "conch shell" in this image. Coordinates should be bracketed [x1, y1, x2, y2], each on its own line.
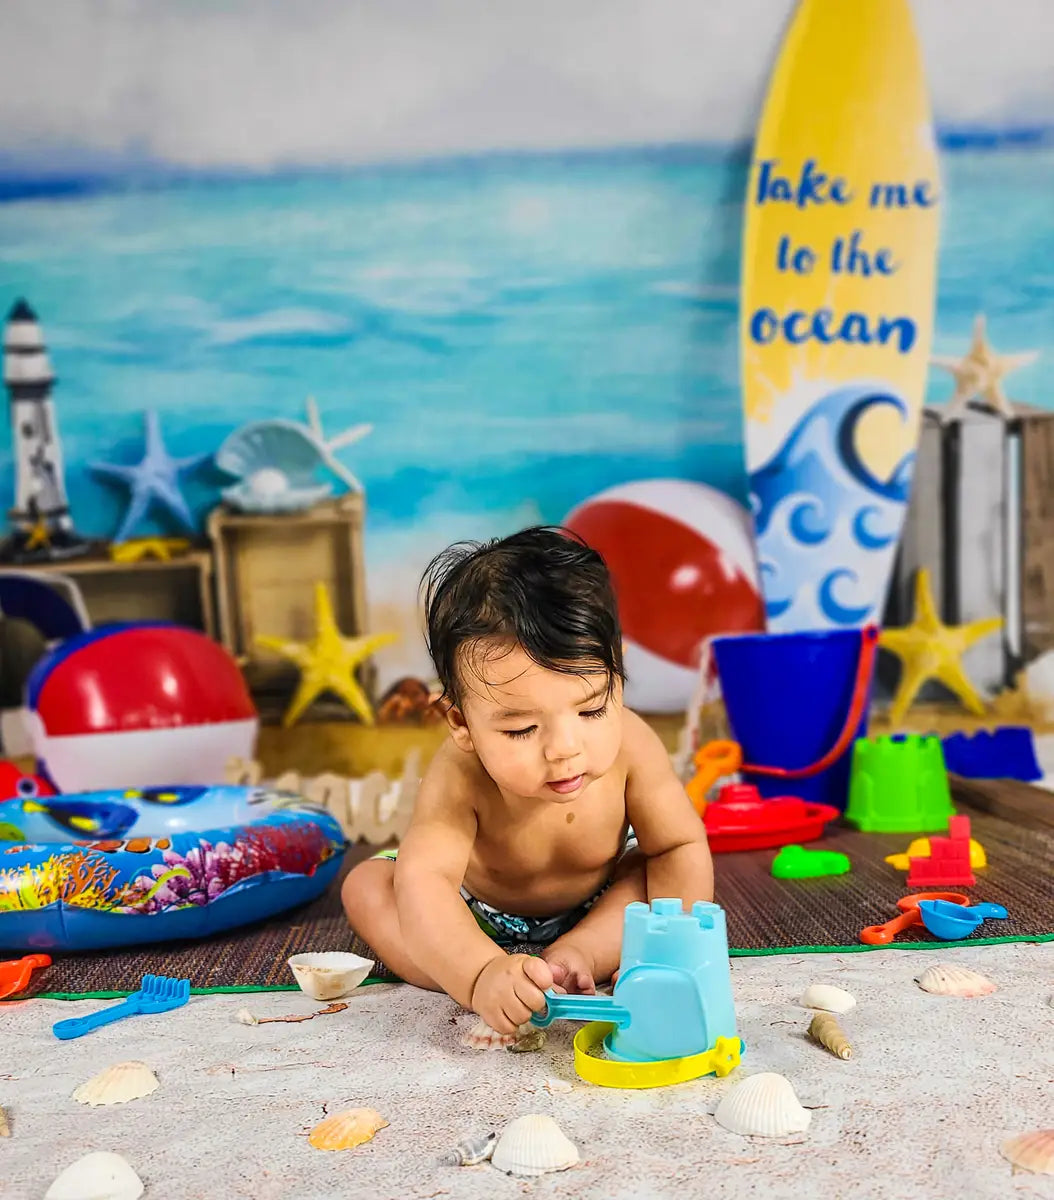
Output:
[309, 1107, 388, 1151]
[808, 1012, 852, 1060]
[442, 1131, 497, 1166]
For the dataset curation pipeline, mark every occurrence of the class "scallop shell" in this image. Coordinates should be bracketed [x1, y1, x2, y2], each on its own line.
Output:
[914, 964, 997, 997]
[0, 1104, 9, 1137]
[714, 1072, 812, 1138]
[1000, 1129, 1054, 1175]
[798, 983, 856, 1014]
[807, 1012, 853, 1060]
[45, 1151, 144, 1200]
[491, 1114, 580, 1177]
[460, 1019, 522, 1050]
[309, 1107, 388, 1151]
[287, 952, 374, 1000]
[72, 1062, 159, 1107]
[442, 1131, 497, 1166]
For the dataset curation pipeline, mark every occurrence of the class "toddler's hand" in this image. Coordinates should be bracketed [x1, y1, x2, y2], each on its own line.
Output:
[542, 943, 597, 995]
[470, 954, 553, 1034]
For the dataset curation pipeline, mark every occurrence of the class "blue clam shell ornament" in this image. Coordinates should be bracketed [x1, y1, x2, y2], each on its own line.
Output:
[214, 401, 372, 513]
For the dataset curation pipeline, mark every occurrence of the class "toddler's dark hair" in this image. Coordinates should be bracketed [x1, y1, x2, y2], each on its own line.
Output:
[421, 526, 624, 707]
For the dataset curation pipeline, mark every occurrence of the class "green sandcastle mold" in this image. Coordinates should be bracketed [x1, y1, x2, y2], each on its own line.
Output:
[845, 734, 954, 833]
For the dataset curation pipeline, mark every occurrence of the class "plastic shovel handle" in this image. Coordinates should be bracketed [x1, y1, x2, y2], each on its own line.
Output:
[531, 990, 631, 1029]
[968, 903, 1008, 920]
[860, 908, 920, 946]
[53, 996, 144, 1041]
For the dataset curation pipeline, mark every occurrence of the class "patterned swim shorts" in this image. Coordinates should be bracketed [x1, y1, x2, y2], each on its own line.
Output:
[372, 830, 638, 946]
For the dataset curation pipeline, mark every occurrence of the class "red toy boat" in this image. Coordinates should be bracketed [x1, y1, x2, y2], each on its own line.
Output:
[703, 783, 840, 853]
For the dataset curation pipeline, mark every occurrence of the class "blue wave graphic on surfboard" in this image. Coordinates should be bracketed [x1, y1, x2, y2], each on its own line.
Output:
[749, 384, 915, 630]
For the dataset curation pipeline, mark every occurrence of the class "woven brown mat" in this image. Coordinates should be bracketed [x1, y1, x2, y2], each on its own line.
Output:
[16, 808, 1054, 999]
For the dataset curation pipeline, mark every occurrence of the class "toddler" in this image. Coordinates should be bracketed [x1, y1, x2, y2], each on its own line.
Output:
[342, 526, 713, 1033]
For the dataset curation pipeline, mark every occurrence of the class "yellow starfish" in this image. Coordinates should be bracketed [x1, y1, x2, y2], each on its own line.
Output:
[879, 569, 1003, 727]
[256, 582, 398, 728]
[109, 536, 191, 563]
[24, 517, 52, 551]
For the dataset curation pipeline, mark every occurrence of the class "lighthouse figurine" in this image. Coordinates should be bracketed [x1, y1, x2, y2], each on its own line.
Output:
[1, 299, 89, 562]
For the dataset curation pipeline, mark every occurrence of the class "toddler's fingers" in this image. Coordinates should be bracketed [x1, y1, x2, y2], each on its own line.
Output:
[502, 998, 532, 1028]
[512, 975, 547, 1014]
[574, 971, 596, 995]
[523, 956, 554, 991]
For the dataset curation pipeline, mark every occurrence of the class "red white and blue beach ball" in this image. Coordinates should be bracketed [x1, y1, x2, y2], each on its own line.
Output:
[26, 623, 258, 792]
[565, 479, 763, 713]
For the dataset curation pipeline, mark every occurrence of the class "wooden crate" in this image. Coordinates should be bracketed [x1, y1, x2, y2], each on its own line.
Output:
[11, 549, 216, 636]
[207, 495, 370, 718]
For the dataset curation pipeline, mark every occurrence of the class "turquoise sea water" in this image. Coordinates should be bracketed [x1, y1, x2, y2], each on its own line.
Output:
[0, 145, 1049, 554]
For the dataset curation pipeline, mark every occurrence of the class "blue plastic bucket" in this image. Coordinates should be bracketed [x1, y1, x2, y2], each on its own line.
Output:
[710, 627, 876, 811]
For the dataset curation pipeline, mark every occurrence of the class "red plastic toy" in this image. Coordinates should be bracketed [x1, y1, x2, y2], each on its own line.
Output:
[0, 953, 51, 1000]
[703, 783, 840, 853]
[906, 814, 976, 887]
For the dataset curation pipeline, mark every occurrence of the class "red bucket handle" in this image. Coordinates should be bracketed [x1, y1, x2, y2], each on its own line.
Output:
[740, 624, 879, 781]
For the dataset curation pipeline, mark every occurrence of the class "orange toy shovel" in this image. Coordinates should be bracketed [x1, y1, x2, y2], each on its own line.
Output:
[685, 741, 742, 816]
[860, 893, 969, 946]
[0, 954, 51, 1000]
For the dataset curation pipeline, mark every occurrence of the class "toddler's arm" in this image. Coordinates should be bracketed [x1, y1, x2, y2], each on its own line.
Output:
[393, 754, 551, 1028]
[624, 711, 714, 905]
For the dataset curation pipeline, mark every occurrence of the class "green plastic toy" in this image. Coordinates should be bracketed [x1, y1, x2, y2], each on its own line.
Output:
[844, 733, 954, 833]
[771, 844, 851, 879]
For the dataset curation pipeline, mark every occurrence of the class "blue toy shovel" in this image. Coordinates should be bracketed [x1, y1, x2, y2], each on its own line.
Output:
[53, 974, 190, 1040]
[916, 900, 1008, 941]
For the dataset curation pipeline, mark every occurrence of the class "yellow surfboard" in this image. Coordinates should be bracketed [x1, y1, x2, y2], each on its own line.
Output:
[740, 0, 940, 631]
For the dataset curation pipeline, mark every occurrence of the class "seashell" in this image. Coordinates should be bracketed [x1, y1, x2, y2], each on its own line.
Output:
[460, 1018, 522, 1050]
[491, 1114, 580, 1177]
[508, 1028, 547, 1053]
[914, 963, 997, 997]
[545, 1077, 573, 1094]
[216, 419, 333, 513]
[798, 983, 856, 1014]
[714, 1073, 812, 1138]
[234, 1008, 258, 1025]
[442, 1131, 497, 1166]
[1000, 1129, 1054, 1175]
[0, 1104, 8, 1137]
[72, 1061, 159, 1107]
[309, 1107, 388, 1151]
[45, 1151, 144, 1200]
[807, 1013, 852, 1060]
[287, 952, 374, 1001]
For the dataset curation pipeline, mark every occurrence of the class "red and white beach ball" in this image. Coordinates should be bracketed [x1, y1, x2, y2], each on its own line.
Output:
[565, 479, 763, 713]
[26, 623, 258, 791]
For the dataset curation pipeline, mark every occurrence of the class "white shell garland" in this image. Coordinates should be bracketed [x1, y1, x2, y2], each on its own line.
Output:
[714, 1072, 812, 1138]
[798, 983, 856, 1014]
[45, 1151, 144, 1200]
[72, 1062, 159, 1107]
[491, 1114, 580, 1177]
[914, 964, 997, 997]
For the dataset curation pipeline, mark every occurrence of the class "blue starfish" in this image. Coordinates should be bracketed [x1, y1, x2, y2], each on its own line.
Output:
[91, 411, 210, 543]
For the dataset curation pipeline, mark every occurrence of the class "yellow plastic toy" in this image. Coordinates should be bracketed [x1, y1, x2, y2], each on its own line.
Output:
[572, 1022, 741, 1090]
[885, 835, 987, 871]
[684, 740, 742, 817]
[255, 581, 398, 728]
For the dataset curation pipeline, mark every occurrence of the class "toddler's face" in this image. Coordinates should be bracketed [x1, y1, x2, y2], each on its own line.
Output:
[449, 640, 623, 803]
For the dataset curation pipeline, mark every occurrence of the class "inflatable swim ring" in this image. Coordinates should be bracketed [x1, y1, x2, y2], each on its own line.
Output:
[0, 784, 346, 952]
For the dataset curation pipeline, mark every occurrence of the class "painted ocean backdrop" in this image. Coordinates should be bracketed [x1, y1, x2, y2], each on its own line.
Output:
[0, 144, 1049, 676]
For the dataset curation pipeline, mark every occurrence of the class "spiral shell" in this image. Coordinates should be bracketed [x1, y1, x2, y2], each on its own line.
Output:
[914, 964, 997, 997]
[491, 1114, 580, 1177]
[808, 1013, 852, 1060]
[72, 1062, 159, 1107]
[714, 1073, 812, 1138]
[309, 1107, 388, 1151]
[442, 1131, 497, 1166]
[1000, 1129, 1054, 1175]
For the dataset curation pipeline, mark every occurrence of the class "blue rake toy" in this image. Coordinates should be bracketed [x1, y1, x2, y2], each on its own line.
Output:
[53, 974, 190, 1040]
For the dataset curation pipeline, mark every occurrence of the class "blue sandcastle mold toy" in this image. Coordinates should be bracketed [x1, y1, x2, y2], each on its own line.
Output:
[531, 898, 742, 1088]
[941, 727, 1042, 782]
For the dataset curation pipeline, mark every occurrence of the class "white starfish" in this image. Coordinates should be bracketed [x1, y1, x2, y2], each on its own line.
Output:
[304, 395, 372, 492]
[930, 314, 1038, 423]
